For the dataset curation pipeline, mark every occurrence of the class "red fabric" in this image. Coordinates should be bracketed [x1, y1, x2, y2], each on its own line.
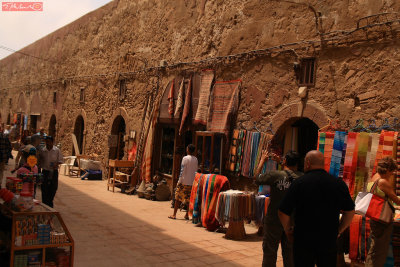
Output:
[188, 173, 203, 217]
[366, 194, 386, 222]
[127, 142, 137, 161]
[349, 214, 362, 260]
[202, 175, 230, 231]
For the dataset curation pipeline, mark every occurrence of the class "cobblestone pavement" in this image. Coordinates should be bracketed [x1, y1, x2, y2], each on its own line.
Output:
[3, 157, 281, 267]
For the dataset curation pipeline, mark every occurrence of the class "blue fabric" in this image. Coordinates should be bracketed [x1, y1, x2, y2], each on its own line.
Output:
[249, 132, 261, 177]
[329, 131, 346, 178]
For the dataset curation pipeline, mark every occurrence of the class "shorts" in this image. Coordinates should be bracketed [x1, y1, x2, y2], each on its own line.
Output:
[175, 183, 192, 204]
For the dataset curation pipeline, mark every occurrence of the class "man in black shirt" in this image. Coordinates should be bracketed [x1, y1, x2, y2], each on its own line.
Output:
[255, 150, 302, 267]
[278, 150, 355, 267]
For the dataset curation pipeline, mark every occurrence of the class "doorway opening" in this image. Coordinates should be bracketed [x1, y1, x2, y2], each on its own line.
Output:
[73, 115, 85, 155]
[109, 115, 126, 160]
[30, 115, 39, 134]
[49, 115, 56, 139]
[272, 117, 319, 172]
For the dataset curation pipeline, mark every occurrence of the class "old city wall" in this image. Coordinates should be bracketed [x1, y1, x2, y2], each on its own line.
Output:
[1, 0, 400, 166]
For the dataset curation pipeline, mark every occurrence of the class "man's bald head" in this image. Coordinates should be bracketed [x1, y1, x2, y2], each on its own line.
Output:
[304, 150, 325, 172]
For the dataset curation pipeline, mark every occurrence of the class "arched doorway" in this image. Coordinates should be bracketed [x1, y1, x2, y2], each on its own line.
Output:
[109, 115, 126, 160]
[272, 117, 319, 171]
[73, 115, 85, 155]
[49, 115, 56, 139]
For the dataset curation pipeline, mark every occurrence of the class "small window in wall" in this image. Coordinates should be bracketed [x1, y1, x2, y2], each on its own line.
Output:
[80, 87, 85, 103]
[53, 92, 57, 104]
[296, 58, 316, 87]
[119, 79, 126, 101]
[159, 126, 175, 175]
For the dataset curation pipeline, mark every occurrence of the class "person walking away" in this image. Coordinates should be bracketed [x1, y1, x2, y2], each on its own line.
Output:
[39, 136, 63, 207]
[254, 150, 302, 267]
[278, 150, 355, 267]
[365, 157, 400, 267]
[169, 144, 198, 220]
[0, 127, 12, 188]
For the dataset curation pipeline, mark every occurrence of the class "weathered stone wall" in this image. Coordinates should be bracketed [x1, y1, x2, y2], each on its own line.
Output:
[1, 0, 400, 169]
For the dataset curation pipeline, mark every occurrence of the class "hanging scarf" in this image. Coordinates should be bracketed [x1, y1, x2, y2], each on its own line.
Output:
[235, 130, 246, 174]
[338, 134, 348, 179]
[167, 80, 175, 116]
[342, 132, 359, 197]
[241, 131, 253, 177]
[323, 132, 335, 172]
[174, 79, 184, 117]
[179, 77, 192, 135]
[249, 132, 261, 177]
[354, 132, 370, 194]
[329, 131, 346, 178]
[318, 132, 326, 154]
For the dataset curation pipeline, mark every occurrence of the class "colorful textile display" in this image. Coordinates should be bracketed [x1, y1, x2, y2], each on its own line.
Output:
[141, 82, 169, 182]
[207, 80, 240, 136]
[323, 132, 335, 172]
[318, 132, 326, 154]
[179, 77, 192, 135]
[342, 132, 359, 198]
[189, 173, 208, 224]
[367, 133, 380, 179]
[234, 130, 247, 173]
[354, 132, 370, 194]
[174, 79, 185, 117]
[254, 196, 270, 226]
[329, 131, 346, 178]
[194, 70, 214, 125]
[241, 131, 253, 177]
[200, 174, 230, 231]
[372, 130, 396, 176]
[249, 132, 261, 177]
[228, 130, 239, 172]
[338, 134, 348, 179]
[349, 215, 371, 262]
[215, 190, 255, 226]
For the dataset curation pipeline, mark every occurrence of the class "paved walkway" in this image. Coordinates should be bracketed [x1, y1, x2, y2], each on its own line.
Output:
[3, 157, 281, 267]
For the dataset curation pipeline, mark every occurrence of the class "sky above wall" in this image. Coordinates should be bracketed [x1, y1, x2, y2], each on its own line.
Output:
[0, 0, 112, 59]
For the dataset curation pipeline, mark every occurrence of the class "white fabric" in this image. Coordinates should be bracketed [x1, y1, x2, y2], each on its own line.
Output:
[178, 155, 198, 185]
[40, 146, 64, 171]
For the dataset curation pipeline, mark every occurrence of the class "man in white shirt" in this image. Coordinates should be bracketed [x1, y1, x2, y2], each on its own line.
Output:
[169, 144, 198, 220]
[39, 136, 63, 207]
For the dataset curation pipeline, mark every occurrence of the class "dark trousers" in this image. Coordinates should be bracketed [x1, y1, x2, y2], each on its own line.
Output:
[365, 220, 393, 267]
[293, 239, 337, 267]
[263, 222, 294, 267]
[41, 169, 58, 208]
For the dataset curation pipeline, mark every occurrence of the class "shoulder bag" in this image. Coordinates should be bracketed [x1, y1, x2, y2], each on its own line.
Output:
[355, 179, 394, 224]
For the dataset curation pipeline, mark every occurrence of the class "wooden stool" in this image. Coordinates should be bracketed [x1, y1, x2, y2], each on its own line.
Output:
[225, 220, 246, 240]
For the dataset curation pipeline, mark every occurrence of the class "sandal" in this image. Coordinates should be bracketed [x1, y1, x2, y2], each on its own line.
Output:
[168, 215, 176, 220]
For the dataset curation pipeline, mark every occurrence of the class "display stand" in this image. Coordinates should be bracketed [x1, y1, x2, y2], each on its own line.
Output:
[107, 160, 134, 192]
[0, 200, 74, 267]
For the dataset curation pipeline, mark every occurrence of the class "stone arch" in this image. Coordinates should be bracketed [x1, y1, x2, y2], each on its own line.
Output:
[108, 107, 132, 160]
[109, 107, 131, 134]
[71, 109, 87, 155]
[270, 101, 329, 133]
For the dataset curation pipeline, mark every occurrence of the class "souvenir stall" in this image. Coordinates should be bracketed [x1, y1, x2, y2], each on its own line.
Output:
[317, 119, 400, 265]
[0, 156, 74, 267]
